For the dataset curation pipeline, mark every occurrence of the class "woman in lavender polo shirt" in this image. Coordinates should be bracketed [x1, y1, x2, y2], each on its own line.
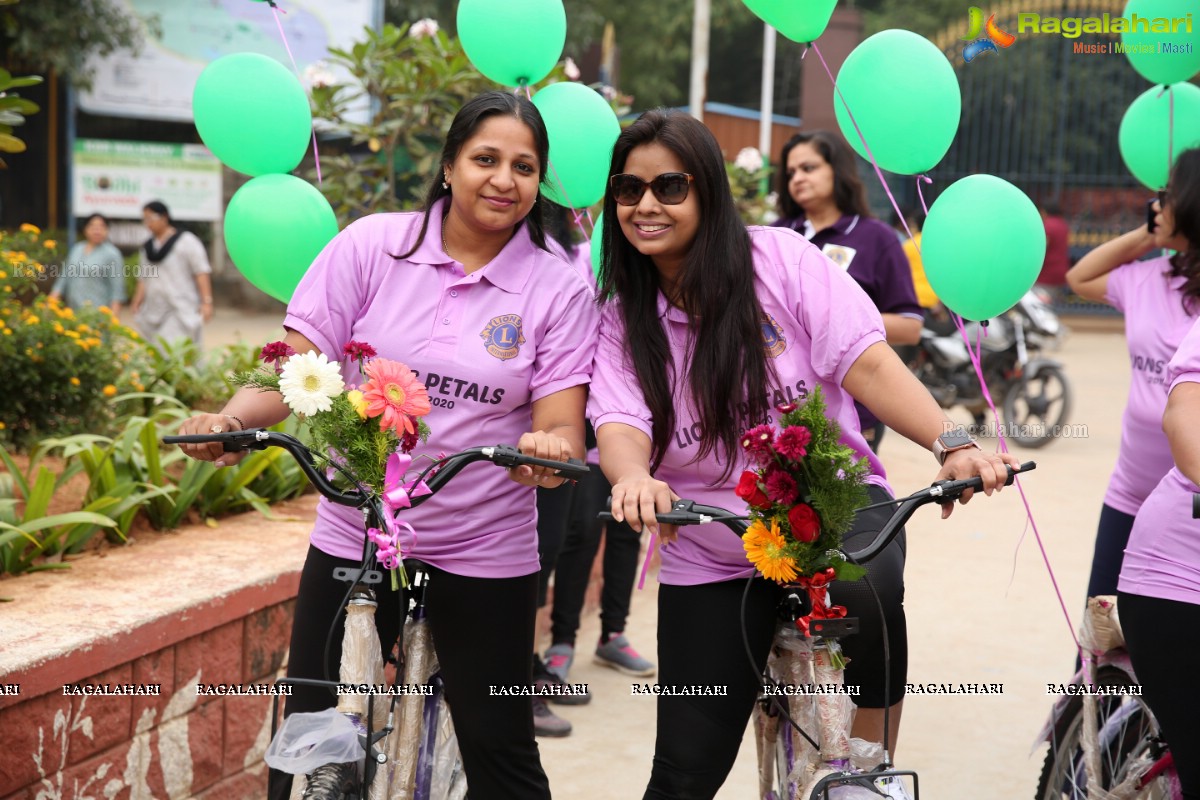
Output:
[589, 110, 1020, 799]
[1118, 314, 1200, 799]
[176, 91, 596, 800]
[1067, 147, 1200, 602]
[773, 131, 924, 453]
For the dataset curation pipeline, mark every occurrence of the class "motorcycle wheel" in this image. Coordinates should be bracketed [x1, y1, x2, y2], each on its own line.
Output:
[1002, 365, 1072, 449]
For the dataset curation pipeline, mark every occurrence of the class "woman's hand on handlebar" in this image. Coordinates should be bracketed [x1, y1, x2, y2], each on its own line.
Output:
[510, 430, 574, 489]
[935, 448, 1023, 518]
[610, 473, 680, 542]
[174, 414, 247, 468]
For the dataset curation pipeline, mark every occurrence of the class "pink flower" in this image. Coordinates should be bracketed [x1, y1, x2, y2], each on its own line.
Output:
[343, 340, 378, 361]
[763, 468, 798, 505]
[260, 340, 296, 373]
[361, 359, 432, 435]
[740, 424, 776, 465]
[775, 425, 812, 460]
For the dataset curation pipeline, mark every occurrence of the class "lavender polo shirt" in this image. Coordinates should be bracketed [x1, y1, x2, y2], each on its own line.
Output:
[1103, 256, 1198, 515]
[774, 214, 922, 429]
[285, 199, 598, 578]
[1119, 315, 1200, 605]
[588, 226, 891, 586]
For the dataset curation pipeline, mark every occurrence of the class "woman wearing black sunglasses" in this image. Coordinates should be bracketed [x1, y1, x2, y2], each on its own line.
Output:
[588, 109, 1020, 799]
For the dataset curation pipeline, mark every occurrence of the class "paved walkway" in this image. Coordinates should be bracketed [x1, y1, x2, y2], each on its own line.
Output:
[206, 310, 1129, 800]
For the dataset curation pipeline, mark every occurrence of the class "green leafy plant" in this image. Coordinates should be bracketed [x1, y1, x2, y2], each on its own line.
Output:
[0, 68, 41, 168]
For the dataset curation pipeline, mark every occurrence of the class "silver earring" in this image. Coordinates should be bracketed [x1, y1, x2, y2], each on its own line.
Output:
[442, 181, 449, 189]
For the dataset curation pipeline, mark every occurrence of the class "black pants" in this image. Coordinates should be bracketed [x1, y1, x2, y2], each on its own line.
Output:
[643, 485, 907, 799]
[1118, 591, 1200, 800]
[550, 463, 640, 645]
[537, 484, 575, 608]
[269, 546, 550, 800]
[1086, 504, 1136, 598]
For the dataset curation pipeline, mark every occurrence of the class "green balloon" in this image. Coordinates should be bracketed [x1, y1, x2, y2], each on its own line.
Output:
[1121, 0, 1200, 86]
[590, 211, 605, 282]
[223, 174, 338, 302]
[922, 175, 1045, 321]
[193, 53, 312, 177]
[833, 30, 961, 175]
[457, 0, 566, 86]
[741, 0, 837, 43]
[532, 82, 621, 208]
[1119, 82, 1200, 190]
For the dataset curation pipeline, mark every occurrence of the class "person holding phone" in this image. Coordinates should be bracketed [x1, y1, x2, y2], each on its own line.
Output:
[1066, 147, 1200, 603]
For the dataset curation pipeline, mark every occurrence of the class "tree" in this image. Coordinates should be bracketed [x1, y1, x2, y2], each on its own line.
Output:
[0, 0, 154, 90]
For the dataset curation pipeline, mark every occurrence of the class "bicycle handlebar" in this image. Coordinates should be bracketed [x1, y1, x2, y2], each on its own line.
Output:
[162, 429, 590, 510]
[599, 461, 1036, 564]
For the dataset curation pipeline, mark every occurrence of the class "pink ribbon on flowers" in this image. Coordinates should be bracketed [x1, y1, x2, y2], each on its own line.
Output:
[366, 452, 431, 569]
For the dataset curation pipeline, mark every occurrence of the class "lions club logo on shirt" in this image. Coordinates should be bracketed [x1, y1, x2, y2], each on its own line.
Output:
[481, 314, 526, 361]
[762, 314, 786, 358]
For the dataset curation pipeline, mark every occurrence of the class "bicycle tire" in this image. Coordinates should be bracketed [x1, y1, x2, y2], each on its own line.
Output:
[1002, 365, 1072, 449]
[1035, 666, 1170, 800]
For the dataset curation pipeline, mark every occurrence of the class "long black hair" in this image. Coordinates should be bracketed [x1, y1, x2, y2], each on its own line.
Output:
[598, 109, 775, 481]
[396, 90, 551, 259]
[776, 131, 870, 221]
[1166, 147, 1200, 312]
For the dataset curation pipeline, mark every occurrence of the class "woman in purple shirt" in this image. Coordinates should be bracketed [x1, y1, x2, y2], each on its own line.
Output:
[1067, 148, 1200, 602]
[1119, 312, 1200, 799]
[176, 91, 596, 800]
[589, 109, 1020, 799]
[773, 131, 924, 453]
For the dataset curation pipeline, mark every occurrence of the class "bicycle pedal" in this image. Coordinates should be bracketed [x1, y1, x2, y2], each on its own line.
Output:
[809, 617, 860, 639]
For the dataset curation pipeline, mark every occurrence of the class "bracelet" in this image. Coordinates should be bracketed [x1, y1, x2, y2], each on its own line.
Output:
[224, 414, 246, 431]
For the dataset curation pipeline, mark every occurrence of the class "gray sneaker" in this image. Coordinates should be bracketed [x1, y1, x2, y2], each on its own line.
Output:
[594, 633, 656, 677]
[537, 651, 591, 706]
[543, 643, 575, 682]
[532, 694, 571, 737]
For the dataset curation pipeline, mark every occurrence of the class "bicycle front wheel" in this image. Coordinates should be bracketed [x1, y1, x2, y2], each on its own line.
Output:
[1035, 666, 1170, 800]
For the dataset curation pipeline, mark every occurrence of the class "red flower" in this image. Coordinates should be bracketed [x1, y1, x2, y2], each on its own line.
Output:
[343, 340, 378, 361]
[776, 402, 797, 414]
[734, 471, 771, 510]
[260, 340, 297, 374]
[787, 503, 821, 543]
[775, 425, 812, 461]
[739, 424, 776, 465]
[763, 468, 799, 505]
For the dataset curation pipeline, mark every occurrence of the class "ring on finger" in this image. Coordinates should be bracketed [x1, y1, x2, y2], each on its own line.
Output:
[210, 424, 224, 434]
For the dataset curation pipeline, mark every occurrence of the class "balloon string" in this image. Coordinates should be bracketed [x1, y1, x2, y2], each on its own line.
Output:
[267, 1, 323, 185]
[950, 312, 1082, 655]
[516, 82, 593, 236]
[916, 175, 933, 216]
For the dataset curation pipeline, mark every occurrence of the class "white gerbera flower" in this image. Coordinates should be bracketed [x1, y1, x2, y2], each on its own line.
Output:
[735, 146, 763, 174]
[278, 351, 344, 417]
[410, 18, 439, 38]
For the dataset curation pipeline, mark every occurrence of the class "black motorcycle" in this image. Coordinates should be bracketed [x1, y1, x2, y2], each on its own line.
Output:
[906, 288, 1072, 449]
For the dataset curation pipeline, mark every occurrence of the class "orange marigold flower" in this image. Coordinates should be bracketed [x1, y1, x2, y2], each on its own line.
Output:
[69, 377, 81, 387]
[361, 359, 432, 435]
[742, 519, 799, 583]
[19, 223, 40, 234]
[102, 385, 118, 397]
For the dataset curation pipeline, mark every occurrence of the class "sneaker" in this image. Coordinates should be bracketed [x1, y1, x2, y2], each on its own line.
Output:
[594, 633, 656, 677]
[532, 695, 572, 737]
[873, 775, 914, 800]
[535, 652, 590, 706]
[543, 642, 574, 682]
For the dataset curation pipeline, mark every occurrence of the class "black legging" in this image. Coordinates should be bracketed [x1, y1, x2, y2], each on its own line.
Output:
[550, 463, 640, 645]
[1118, 591, 1200, 800]
[1086, 504, 1137, 598]
[536, 484, 575, 607]
[269, 546, 550, 800]
[644, 485, 907, 799]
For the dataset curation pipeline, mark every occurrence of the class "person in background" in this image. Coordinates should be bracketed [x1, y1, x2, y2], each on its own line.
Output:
[1119, 313, 1200, 800]
[774, 131, 923, 453]
[1067, 148, 1200, 604]
[130, 200, 213, 349]
[893, 206, 939, 312]
[49, 213, 127, 315]
[1037, 200, 1071, 299]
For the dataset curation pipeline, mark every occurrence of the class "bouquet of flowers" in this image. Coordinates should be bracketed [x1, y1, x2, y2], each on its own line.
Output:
[735, 385, 871, 589]
[236, 341, 433, 586]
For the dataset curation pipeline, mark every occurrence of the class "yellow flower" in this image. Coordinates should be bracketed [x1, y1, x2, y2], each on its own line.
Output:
[346, 389, 369, 419]
[42, 240, 56, 249]
[120, 353, 130, 362]
[53, 322, 64, 334]
[134, 382, 145, 392]
[2, 328, 10, 336]
[99, 306, 112, 316]
[102, 385, 117, 397]
[64, 330, 80, 339]
[24, 315, 38, 325]
[69, 377, 81, 386]
[742, 519, 799, 583]
[4, 286, 11, 293]
[0, 422, 6, 430]
[19, 223, 40, 234]
[60, 307, 74, 320]
[0, 270, 7, 279]
[78, 324, 91, 333]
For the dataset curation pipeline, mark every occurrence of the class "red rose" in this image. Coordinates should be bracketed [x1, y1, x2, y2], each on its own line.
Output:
[734, 471, 771, 510]
[787, 503, 821, 543]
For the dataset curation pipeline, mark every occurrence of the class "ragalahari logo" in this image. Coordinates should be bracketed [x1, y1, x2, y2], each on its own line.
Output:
[962, 7, 1017, 62]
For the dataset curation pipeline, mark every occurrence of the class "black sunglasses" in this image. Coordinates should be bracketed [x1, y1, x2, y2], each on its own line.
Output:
[609, 172, 694, 206]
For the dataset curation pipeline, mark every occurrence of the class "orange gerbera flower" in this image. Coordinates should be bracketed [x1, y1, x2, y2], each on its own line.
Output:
[361, 359, 432, 435]
[743, 518, 799, 583]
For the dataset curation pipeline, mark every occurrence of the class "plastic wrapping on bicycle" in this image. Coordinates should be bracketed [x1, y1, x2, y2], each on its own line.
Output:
[598, 461, 1036, 564]
[162, 431, 590, 510]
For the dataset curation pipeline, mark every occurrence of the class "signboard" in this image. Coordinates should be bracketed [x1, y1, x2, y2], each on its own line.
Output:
[73, 139, 223, 222]
[79, 0, 380, 122]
